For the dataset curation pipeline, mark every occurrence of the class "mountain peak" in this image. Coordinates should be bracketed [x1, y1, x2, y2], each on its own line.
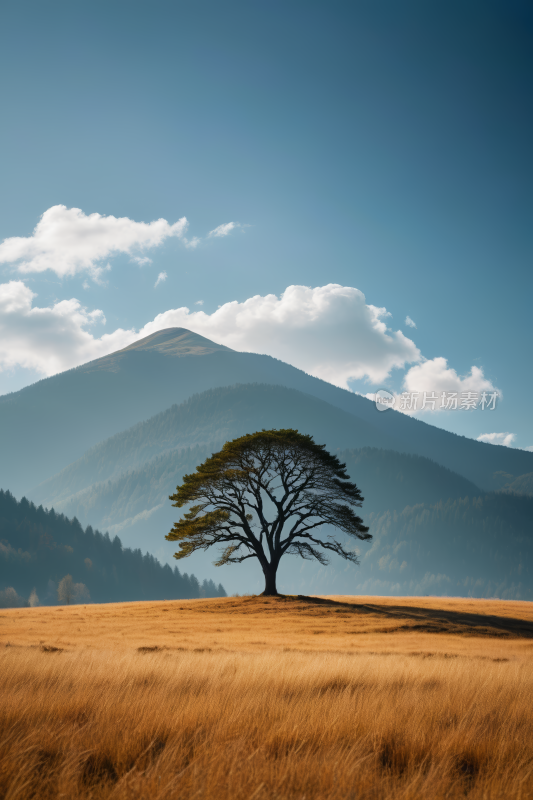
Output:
[115, 328, 232, 358]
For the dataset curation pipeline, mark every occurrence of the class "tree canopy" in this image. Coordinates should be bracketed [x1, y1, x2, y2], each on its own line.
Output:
[167, 429, 371, 595]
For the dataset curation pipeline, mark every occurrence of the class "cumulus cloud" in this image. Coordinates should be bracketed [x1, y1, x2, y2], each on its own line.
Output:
[0, 205, 189, 280]
[208, 222, 238, 238]
[402, 358, 499, 402]
[366, 357, 501, 415]
[0, 282, 421, 388]
[136, 284, 421, 387]
[139, 286, 414, 383]
[0, 281, 134, 376]
[1, 280, 508, 426]
[154, 271, 167, 287]
[405, 316, 417, 328]
[477, 432, 516, 447]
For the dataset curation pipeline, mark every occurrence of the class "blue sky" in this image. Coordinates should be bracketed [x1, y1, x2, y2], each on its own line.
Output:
[0, 0, 531, 449]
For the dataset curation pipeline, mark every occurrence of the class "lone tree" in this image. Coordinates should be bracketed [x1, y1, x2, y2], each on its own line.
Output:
[57, 574, 75, 605]
[57, 575, 90, 605]
[167, 429, 371, 596]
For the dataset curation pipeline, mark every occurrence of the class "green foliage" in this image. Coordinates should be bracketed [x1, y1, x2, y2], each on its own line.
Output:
[167, 429, 371, 592]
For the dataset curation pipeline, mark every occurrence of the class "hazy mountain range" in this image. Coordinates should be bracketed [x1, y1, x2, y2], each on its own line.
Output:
[2, 328, 532, 495]
[2, 328, 533, 598]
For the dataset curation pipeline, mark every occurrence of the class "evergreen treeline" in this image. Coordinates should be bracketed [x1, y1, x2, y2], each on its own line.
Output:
[0, 490, 226, 607]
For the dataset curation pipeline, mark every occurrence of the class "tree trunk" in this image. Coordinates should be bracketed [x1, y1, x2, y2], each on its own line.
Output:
[262, 564, 279, 596]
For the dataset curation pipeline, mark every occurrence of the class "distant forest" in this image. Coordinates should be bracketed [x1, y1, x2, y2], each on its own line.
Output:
[355, 491, 533, 599]
[0, 490, 226, 607]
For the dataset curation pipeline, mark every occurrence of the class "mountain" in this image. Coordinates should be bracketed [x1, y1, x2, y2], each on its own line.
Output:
[1, 327, 532, 496]
[33, 439, 482, 544]
[0, 489, 226, 606]
[31, 383, 533, 599]
[2, 328, 533, 599]
[31, 384, 403, 508]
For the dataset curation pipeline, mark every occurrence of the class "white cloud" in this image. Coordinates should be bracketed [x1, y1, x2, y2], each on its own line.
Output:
[477, 432, 516, 447]
[194, 300, 204, 305]
[1, 281, 509, 427]
[523, 445, 533, 452]
[154, 271, 167, 287]
[365, 357, 501, 415]
[0, 281, 134, 377]
[137, 284, 421, 387]
[183, 236, 201, 249]
[208, 222, 238, 238]
[405, 316, 417, 328]
[403, 358, 499, 399]
[0, 205, 189, 279]
[0, 282, 421, 388]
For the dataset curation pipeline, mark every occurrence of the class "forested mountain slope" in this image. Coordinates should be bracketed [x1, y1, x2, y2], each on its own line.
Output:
[0, 490, 226, 607]
[355, 493, 533, 600]
[32, 384, 401, 508]
[1, 328, 532, 494]
[278, 491, 533, 600]
[501, 473, 533, 497]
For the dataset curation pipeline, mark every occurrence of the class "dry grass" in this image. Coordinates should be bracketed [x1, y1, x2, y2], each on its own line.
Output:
[1, 595, 533, 799]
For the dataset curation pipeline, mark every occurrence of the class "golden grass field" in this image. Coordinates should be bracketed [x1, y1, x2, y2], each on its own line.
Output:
[2, 594, 533, 799]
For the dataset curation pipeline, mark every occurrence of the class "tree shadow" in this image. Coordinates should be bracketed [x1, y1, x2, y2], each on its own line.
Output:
[291, 595, 533, 638]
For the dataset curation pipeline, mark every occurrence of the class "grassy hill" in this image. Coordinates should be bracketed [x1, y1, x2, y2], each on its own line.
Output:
[2, 596, 533, 800]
